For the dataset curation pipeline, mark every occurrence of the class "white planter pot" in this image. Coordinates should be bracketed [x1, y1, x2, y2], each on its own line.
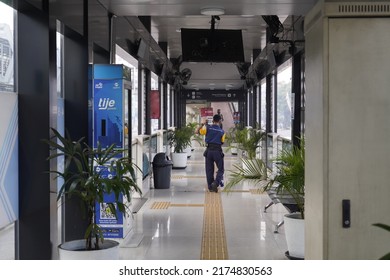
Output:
[230, 143, 238, 155]
[184, 146, 192, 158]
[171, 152, 188, 169]
[58, 239, 119, 260]
[284, 212, 305, 259]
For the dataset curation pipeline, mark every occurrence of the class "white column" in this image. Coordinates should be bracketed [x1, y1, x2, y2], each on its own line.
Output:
[305, 0, 390, 259]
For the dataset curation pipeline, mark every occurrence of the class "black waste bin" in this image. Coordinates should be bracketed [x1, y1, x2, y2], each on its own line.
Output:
[152, 152, 173, 189]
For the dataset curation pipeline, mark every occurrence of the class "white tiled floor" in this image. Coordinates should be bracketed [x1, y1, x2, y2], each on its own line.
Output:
[118, 147, 289, 260]
[0, 147, 289, 260]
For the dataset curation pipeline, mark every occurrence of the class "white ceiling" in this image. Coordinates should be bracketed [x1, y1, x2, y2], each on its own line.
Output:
[100, 0, 319, 90]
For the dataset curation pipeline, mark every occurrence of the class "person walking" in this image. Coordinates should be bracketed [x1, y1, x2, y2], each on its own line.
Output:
[217, 109, 224, 129]
[199, 114, 226, 193]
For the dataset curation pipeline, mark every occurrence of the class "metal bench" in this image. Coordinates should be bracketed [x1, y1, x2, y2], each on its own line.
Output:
[263, 182, 299, 233]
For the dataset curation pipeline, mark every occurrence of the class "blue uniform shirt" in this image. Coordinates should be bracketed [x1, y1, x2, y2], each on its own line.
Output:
[200, 124, 225, 145]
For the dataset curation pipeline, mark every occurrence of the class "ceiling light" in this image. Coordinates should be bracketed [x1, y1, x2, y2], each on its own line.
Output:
[200, 7, 225, 16]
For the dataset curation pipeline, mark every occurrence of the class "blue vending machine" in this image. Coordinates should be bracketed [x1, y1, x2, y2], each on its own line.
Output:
[92, 64, 131, 239]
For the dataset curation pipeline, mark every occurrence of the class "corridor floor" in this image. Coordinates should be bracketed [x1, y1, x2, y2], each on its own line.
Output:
[0, 146, 289, 260]
[118, 147, 289, 260]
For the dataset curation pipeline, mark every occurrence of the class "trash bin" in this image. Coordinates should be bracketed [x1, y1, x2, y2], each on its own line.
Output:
[152, 152, 173, 189]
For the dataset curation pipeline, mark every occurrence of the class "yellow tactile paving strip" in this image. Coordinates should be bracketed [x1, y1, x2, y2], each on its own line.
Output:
[171, 175, 206, 179]
[150, 191, 229, 259]
[221, 189, 265, 194]
[249, 189, 265, 195]
[201, 191, 228, 260]
[150, 201, 205, 209]
[171, 203, 204, 207]
[150, 201, 171, 209]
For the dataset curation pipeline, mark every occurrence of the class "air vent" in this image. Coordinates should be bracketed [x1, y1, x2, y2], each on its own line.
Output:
[325, 2, 390, 17]
[305, 2, 390, 34]
[338, 4, 390, 14]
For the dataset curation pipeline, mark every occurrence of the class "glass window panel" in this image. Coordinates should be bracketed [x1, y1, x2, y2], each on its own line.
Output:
[256, 85, 260, 129]
[0, 1, 16, 260]
[0, 2, 15, 93]
[151, 72, 159, 134]
[260, 80, 266, 130]
[276, 60, 292, 139]
[56, 30, 64, 98]
[167, 84, 171, 128]
[115, 45, 139, 138]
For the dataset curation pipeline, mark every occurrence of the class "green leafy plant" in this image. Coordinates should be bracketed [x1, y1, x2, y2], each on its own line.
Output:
[224, 127, 267, 191]
[43, 128, 141, 250]
[225, 158, 268, 191]
[265, 137, 305, 218]
[372, 223, 390, 260]
[236, 127, 265, 159]
[188, 122, 205, 147]
[168, 125, 193, 153]
[224, 125, 242, 151]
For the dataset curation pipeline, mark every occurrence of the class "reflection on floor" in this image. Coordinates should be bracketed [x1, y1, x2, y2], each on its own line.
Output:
[0, 147, 289, 260]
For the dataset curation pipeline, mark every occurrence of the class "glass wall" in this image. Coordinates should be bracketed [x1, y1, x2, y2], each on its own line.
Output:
[167, 84, 172, 128]
[0, 2, 15, 93]
[260, 81, 266, 130]
[151, 72, 159, 133]
[255, 85, 260, 129]
[0, 1, 15, 260]
[276, 60, 292, 139]
[115, 45, 139, 138]
[258, 81, 266, 162]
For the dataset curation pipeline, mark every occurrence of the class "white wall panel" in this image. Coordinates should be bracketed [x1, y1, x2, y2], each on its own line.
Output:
[305, 0, 390, 259]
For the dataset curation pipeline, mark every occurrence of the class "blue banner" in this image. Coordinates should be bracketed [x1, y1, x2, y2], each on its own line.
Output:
[92, 64, 127, 239]
[94, 165, 124, 238]
[93, 78, 123, 150]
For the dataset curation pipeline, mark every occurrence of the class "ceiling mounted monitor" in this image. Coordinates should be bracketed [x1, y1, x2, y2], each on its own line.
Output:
[181, 28, 245, 63]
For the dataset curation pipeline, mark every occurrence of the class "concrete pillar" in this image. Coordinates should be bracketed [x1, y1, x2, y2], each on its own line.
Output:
[305, 0, 390, 259]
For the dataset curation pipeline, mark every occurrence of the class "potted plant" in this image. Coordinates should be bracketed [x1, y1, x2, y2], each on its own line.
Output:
[167, 125, 193, 168]
[231, 127, 265, 175]
[225, 158, 268, 191]
[185, 122, 201, 157]
[225, 125, 242, 155]
[237, 127, 265, 160]
[265, 137, 305, 259]
[43, 128, 142, 259]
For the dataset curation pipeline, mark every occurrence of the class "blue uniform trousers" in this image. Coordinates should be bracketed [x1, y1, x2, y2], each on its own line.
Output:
[205, 149, 224, 190]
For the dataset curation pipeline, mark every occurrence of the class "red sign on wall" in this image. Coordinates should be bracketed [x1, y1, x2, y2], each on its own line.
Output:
[150, 90, 160, 119]
[200, 107, 213, 117]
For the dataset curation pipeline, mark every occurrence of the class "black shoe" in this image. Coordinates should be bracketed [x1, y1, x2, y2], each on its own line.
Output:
[211, 181, 218, 193]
